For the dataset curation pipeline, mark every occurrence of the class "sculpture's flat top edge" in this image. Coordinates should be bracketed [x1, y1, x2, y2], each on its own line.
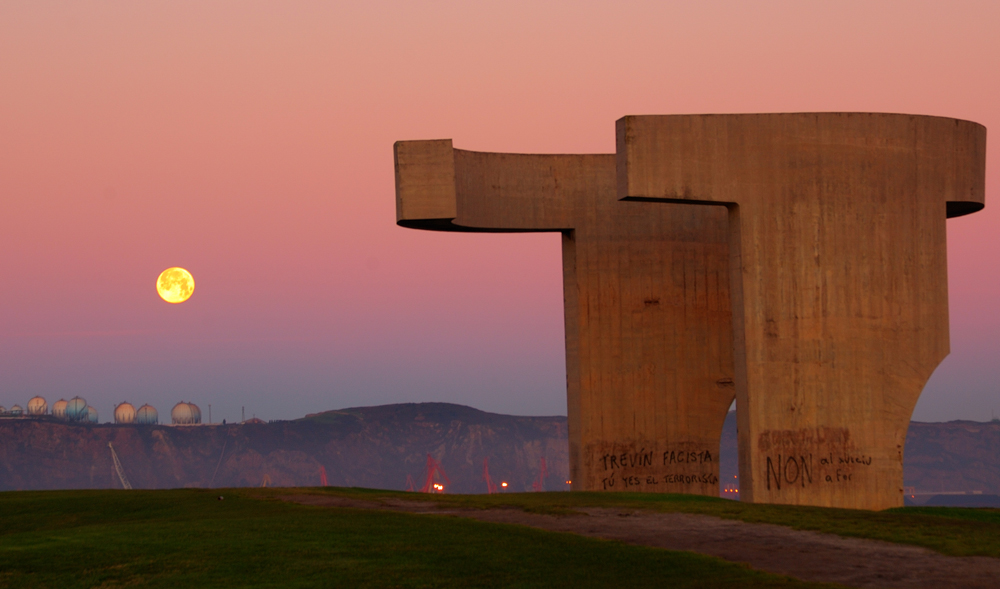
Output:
[618, 112, 986, 129]
[394, 140, 613, 159]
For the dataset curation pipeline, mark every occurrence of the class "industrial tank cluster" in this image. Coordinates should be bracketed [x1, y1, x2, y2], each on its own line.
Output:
[113, 402, 160, 425]
[3, 395, 203, 426]
[0, 395, 98, 423]
[117, 401, 200, 425]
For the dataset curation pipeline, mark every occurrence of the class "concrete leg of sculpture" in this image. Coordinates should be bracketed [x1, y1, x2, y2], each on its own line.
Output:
[618, 113, 986, 510]
[395, 140, 734, 495]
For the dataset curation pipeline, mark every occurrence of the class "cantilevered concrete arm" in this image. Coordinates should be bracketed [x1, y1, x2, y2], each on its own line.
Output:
[396, 139, 605, 231]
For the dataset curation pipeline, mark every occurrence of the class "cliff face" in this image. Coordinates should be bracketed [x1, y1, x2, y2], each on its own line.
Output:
[903, 420, 1000, 493]
[0, 403, 568, 494]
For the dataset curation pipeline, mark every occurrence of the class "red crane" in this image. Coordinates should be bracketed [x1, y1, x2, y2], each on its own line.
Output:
[482, 457, 498, 494]
[419, 454, 450, 493]
[531, 457, 549, 492]
[319, 465, 328, 487]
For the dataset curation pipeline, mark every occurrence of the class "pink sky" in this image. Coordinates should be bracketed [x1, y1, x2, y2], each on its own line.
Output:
[1, 1, 998, 422]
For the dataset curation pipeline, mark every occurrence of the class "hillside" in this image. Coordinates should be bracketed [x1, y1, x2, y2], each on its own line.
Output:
[0, 403, 567, 493]
[904, 420, 1000, 494]
[718, 412, 1000, 496]
[2, 404, 998, 497]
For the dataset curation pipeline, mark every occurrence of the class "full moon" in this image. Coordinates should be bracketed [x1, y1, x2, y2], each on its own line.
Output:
[156, 267, 195, 303]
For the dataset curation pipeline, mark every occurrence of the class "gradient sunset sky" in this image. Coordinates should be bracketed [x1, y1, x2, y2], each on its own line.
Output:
[2, 1, 998, 423]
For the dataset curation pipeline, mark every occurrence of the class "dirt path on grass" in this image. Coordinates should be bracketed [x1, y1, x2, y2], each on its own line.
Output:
[281, 494, 1000, 589]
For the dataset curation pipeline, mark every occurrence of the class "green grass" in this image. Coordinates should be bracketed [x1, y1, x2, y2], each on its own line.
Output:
[287, 487, 1000, 558]
[0, 488, 836, 589]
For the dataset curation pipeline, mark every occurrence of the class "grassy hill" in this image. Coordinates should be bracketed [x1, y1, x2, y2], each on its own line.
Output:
[4, 487, 1000, 587]
[0, 488, 834, 588]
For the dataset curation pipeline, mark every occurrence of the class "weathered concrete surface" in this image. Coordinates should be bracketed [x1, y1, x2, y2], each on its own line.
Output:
[619, 113, 986, 509]
[395, 142, 734, 496]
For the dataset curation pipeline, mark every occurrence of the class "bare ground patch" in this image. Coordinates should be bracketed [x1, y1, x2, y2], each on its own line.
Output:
[281, 494, 1000, 589]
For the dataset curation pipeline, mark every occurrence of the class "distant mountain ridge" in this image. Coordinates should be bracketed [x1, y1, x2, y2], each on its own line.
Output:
[903, 419, 1000, 494]
[1, 404, 997, 498]
[0, 402, 567, 493]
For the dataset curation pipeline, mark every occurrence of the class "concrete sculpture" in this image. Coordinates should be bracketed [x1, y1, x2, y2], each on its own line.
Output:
[394, 141, 735, 496]
[619, 113, 985, 509]
[395, 112, 986, 510]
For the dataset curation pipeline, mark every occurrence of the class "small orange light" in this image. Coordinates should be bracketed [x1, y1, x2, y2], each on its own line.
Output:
[566, 480, 572, 485]
[501, 482, 508, 488]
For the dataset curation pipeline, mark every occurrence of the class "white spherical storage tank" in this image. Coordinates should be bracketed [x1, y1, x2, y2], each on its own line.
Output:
[26, 396, 47, 415]
[65, 397, 88, 421]
[52, 399, 69, 418]
[10, 405, 23, 416]
[114, 402, 137, 424]
[171, 402, 201, 425]
[86, 406, 98, 423]
[136, 404, 159, 425]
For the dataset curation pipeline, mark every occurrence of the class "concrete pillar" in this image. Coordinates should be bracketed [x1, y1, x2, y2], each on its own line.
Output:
[618, 113, 986, 509]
